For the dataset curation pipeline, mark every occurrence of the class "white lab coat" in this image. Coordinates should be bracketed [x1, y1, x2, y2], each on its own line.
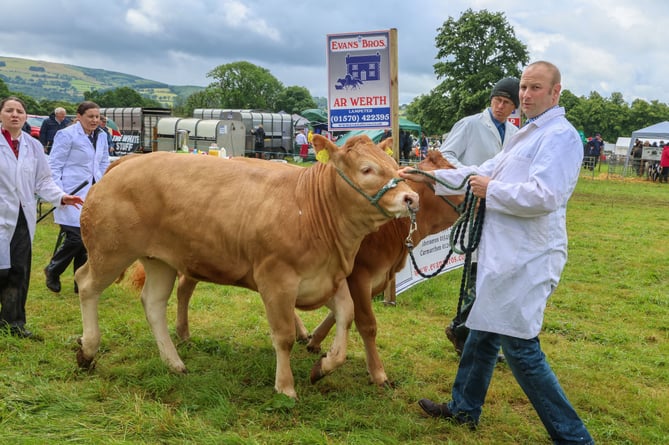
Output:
[433, 107, 582, 339]
[49, 122, 109, 227]
[439, 109, 519, 168]
[0, 129, 65, 268]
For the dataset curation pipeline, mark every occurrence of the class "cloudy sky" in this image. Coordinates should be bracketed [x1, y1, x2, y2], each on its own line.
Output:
[2, 0, 668, 106]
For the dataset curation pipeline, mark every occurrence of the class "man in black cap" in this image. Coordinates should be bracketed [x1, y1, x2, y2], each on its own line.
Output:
[439, 76, 520, 357]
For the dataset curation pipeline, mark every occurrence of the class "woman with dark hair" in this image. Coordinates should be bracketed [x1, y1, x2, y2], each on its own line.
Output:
[44, 101, 109, 294]
[0, 96, 83, 338]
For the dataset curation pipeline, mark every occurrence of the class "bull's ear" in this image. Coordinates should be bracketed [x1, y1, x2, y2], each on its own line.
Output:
[312, 134, 338, 164]
[378, 137, 394, 157]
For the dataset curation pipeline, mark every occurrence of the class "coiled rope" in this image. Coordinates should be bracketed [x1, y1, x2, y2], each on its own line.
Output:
[404, 169, 486, 320]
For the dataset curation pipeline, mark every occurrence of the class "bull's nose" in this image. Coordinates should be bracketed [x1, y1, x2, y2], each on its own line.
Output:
[405, 192, 419, 212]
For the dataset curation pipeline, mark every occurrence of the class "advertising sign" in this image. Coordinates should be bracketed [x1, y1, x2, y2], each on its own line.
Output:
[395, 228, 465, 295]
[327, 30, 391, 131]
[508, 107, 521, 128]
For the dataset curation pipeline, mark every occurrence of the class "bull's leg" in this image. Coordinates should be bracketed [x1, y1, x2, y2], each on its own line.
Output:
[310, 279, 354, 384]
[294, 312, 310, 344]
[175, 275, 198, 341]
[349, 279, 389, 386]
[305, 311, 335, 353]
[139, 258, 185, 373]
[76, 256, 134, 369]
[258, 283, 299, 398]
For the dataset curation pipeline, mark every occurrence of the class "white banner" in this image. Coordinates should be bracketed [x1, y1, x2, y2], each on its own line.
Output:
[395, 227, 465, 295]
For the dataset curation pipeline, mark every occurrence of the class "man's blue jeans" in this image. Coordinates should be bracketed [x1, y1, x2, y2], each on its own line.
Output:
[447, 329, 594, 445]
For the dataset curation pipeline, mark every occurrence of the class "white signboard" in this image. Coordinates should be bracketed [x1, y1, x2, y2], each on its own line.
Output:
[327, 30, 391, 131]
[395, 228, 465, 295]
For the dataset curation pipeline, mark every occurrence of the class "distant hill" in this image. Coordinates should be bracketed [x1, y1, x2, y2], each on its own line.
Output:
[0, 56, 204, 107]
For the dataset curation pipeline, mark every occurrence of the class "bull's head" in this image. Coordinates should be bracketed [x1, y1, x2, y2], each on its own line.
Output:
[312, 134, 419, 218]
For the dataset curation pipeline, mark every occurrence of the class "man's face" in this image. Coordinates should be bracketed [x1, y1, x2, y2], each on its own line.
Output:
[489, 96, 516, 122]
[519, 65, 561, 119]
[55, 111, 66, 121]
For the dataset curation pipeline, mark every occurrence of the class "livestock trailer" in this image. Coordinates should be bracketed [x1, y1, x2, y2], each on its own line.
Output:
[192, 109, 295, 158]
[156, 117, 238, 155]
[99, 107, 172, 155]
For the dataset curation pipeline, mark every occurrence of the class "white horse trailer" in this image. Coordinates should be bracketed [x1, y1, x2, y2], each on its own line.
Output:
[99, 107, 172, 155]
[192, 109, 295, 158]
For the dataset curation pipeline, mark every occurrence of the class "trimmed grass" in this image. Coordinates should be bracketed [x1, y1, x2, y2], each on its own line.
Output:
[0, 177, 667, 444]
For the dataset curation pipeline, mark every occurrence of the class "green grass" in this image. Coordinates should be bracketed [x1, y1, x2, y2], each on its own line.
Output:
[1, 177, 667, 444]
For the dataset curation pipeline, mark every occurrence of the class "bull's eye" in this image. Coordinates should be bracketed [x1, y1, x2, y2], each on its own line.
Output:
[361, 166, 373, 175]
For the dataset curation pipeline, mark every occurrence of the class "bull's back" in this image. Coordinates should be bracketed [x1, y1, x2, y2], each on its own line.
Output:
[81, 153, 303, 274]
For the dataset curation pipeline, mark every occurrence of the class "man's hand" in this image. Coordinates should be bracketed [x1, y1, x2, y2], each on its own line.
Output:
[468, 175, 491, 198]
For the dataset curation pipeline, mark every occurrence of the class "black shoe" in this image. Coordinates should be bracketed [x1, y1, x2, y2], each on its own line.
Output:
[418, 398, 477, 430]
[44, 267, 61, 293]
[11, 326, 32, 338]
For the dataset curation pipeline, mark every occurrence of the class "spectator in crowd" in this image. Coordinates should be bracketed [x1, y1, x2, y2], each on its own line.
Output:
[252, 124, 265, 158]
[631, 139, 644, 176]
[98, 115, 116, 156]
[420, 132, 429, 160]
[379, 129, 391, 142]
[44, 101, 109, 294]
[0, 96, 83, 338]
[39, 107, 70, 154]
[660, 141, 669, 183]
[400, 130, 413, 163]
[438, 76, 520, 356]
[400, 61, 594, 444]
[296, 128, 309, 161]
[585, 133, 604, 170]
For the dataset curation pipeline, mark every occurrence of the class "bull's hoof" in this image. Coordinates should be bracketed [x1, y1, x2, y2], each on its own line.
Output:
[76, 348, 96, 370]
[310, 355, 326, 384]
[306, 343, 322, 354]
[296, 334, 312, 345]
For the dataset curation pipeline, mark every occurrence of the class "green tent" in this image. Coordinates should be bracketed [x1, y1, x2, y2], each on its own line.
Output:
[335, 118, 422, 147]
[301, 108, 328, 125]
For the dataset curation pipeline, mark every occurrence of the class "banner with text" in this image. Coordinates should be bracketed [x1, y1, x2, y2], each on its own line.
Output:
[395, 228, 465, 295]
[327, 30, 391, 131]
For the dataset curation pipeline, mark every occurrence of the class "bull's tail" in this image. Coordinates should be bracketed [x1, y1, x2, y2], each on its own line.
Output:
[115, 261, 146, 290]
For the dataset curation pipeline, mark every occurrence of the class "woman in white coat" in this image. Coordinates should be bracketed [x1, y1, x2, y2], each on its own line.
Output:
[0, 96, 83, 338]
[44, 101, 109, 294]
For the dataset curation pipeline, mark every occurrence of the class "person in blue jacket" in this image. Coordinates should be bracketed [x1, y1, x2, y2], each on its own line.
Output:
[39, 107, 70, 154]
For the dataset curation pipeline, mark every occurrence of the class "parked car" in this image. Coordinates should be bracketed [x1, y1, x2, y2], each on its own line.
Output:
[26, 114, 47, 139]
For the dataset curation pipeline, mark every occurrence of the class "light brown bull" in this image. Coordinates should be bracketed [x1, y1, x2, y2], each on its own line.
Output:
[74, 135, 419, 399]
[171, 150, 463, 386]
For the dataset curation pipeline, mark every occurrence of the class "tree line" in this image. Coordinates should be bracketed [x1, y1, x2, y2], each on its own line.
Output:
[404, 8, 669, 142]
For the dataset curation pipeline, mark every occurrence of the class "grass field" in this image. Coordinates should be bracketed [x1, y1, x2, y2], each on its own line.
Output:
[0, 175, 667, 444]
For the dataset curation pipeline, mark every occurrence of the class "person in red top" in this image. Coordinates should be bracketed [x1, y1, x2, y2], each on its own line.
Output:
[660, 142, 669, 183]
[0, 96, 83, 339]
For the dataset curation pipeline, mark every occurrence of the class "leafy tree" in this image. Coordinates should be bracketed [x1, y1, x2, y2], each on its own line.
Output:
[0, 78, 10, 98]
[406, 9, 529, 135]
[205, 61, 284, 110]
[177, 88, 219, 117]
[84, 86, 162, 108]
[275, 86, 316, 115]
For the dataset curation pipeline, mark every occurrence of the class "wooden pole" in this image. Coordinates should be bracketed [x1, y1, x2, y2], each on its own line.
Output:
[383, 27, 399, 306]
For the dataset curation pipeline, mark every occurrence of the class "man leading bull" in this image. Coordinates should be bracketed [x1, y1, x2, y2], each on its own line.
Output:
[399, 61, 594, 444]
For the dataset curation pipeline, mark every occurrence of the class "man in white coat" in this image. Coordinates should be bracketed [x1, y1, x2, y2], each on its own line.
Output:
[439, 77, 520, 355]
[400, 61, 594, 444]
